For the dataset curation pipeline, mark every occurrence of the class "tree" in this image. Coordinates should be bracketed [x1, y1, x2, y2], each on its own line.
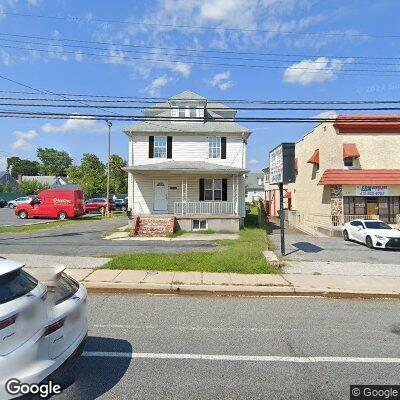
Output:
[19, 180, 49, 195]
[7, 157, 40, 178]
[37, 148, 73, 176]
[109, 154, 128, 195]
[67, 153, 106, 197]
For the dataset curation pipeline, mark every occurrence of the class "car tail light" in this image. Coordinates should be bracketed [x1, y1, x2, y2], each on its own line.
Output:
[43, 318, 65, 337]
[0, 314, 18, 330]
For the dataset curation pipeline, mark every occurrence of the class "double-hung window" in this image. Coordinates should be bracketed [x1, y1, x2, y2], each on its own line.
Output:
[208, 136, 221, 159]
[204, 179, 222, 201]
[154, 136, 167, 158]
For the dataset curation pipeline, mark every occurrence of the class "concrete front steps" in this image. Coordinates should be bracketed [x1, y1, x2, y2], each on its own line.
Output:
[132, 215, 176, 237]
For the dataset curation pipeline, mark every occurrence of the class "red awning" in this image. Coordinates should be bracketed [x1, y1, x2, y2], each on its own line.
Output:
[307, 149, 319, 164]
[334, 115, 400, 134]
[284, 191, 292, 199]
[318, 169, 400, 185]
[294, 158, 298, 172]
[343, 143, 360, 159]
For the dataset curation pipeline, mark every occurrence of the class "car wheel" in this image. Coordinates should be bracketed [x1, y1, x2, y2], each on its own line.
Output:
[366, 236, 374, 249]
[343, 230, 349, 241]
[121, 205, 127, 212]
[58, 211, 67, 220]
[8, 203, 15, 209]
[99, 206, 105, 214]
[18, 210, 28, 219]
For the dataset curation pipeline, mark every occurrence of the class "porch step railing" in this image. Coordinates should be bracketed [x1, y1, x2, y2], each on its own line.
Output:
[174, 201, 235, 215]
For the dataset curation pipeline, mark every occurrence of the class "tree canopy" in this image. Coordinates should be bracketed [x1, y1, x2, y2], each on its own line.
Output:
[37, 148, 73, 176]
[7, 157, 40, 178]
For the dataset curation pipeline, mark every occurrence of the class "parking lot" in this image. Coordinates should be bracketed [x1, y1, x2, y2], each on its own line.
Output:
[0, 206, 53, 226]
[269, 221, 400, 265]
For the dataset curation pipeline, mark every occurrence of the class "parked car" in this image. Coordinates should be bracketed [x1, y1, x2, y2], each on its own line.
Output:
[0, 199, 7, 208]
[7, 196, 35, 209]
[15, 189, 85, 220]
[84, 198, 115, 214]
[342, 219, 400, 249]
[0, 257, 88, 399]
[113, 198, 128, 212]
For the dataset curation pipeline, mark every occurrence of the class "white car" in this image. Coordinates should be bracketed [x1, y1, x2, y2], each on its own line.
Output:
[7, 196, 35, 209]
[342, 219, 400, 250]
[0, 258, 88, 399]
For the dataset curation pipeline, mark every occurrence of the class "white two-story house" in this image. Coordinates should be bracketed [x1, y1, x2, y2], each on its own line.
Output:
[124, 91, 251, 233]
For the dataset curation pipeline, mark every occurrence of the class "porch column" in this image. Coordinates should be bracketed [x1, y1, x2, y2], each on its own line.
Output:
[232, 174, 235, 215]
[235, 174, 239, 215]
[181, 176, 184, 215]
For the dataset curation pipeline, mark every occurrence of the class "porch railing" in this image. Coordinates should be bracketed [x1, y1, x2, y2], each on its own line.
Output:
[174, 201, 235, 215]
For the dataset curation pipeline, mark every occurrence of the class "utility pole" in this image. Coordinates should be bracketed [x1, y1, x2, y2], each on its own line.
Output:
[279, 182, 285, 255]
[106, 120, 112, 217]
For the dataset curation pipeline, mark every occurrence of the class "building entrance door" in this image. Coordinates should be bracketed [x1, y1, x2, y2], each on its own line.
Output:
[366, 197, 378, 216]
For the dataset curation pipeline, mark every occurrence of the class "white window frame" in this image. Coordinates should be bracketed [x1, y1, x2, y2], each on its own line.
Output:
[192, 219, 207, 231]
[171, 107, 178, 119]
[208, 136, 221, 159]
[154, 136, 167, 158]
[204, 178, 223, 201]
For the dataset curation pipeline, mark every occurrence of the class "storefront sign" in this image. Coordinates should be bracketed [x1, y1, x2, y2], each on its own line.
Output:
[269, 143, 296, 184]
[356, 185, 389, 196]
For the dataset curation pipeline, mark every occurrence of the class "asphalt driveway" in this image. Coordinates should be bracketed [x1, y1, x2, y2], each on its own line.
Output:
[0, 206, 52, 226]
[268, 220, 400, 265]
[0, 216, 214, 256]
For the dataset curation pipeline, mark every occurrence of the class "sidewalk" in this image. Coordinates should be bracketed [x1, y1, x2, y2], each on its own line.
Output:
[25, 267, 400, 298]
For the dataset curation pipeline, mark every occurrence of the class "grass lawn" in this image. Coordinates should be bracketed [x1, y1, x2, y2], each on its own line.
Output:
[103, 206, 278, 274]
[0, 212, 126, 235]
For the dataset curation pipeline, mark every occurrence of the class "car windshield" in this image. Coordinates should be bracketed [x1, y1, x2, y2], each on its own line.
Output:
[0, 269, 38, 304]
[364, 221, 392, 230]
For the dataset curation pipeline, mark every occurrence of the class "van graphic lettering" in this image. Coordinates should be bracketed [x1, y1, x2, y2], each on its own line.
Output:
[52, 198, 72, 205]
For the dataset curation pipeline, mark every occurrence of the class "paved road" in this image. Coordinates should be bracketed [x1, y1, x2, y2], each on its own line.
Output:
[0, 217, 214, 256]
[269, 221, 400, 264]
[51, 294, 400, 400]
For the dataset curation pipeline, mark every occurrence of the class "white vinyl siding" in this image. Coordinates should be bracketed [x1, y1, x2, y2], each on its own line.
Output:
[131, 134, 244, 168]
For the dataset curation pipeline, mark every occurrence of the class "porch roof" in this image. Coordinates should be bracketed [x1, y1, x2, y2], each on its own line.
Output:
[124, 161, 248, 174]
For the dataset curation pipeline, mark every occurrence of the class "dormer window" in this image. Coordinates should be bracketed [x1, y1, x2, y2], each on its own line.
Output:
[171, 105, 204, 122]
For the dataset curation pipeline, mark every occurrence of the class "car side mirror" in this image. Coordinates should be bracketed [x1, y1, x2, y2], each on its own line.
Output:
[358, 226, 363, 231]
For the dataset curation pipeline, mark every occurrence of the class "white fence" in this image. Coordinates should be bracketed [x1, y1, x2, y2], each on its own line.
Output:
[174, 201, 235, 215]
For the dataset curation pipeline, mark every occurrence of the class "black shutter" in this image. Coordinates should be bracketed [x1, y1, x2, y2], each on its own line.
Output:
[221, 137, 227, 159]
[199, 179, 205, 201]
[222, 179, 228, 201]
[149, 136, 154, 158]
[167, 136, 172, 158]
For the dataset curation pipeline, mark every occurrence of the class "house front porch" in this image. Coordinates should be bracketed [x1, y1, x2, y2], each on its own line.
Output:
[125, 161, 247, 233]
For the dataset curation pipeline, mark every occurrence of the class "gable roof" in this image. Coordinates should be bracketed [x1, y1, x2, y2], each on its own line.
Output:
[169, 91, 206, 101]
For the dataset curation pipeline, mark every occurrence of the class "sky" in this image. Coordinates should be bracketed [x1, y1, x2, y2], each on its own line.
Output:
[0, 0, 399, 172]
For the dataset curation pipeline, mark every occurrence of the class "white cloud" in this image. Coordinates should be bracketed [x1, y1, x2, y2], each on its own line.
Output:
[146, 75, 172, 96]
[170, 62, 191, 77]
[41, 117, 107, 133]
[249, 159, 259, 165]
[211, 70, 233, 91]
[10, 129, 38, 150]
[314, 111, 338, 119]
[283, 57, 353, 85]
[75, 51, 84, 62]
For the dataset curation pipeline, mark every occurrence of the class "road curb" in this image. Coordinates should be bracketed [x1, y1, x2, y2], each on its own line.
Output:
[84, 282, 400, 299]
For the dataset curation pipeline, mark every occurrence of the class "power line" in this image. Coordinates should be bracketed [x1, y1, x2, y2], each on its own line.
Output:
[3, 102, 400, 112]
[3, 43, 400, 76]
[0, 32, 398, 61]
[1, 11, 399, 39]
[1, 36, 400, 67]
[1, 109, 400, 123]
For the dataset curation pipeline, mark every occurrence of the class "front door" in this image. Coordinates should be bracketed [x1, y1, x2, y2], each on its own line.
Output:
[154, 180, 168, 212]
[366, 197, 378, 216]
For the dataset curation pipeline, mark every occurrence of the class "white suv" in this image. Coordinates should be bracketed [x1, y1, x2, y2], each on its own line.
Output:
[7, 197, 35, 209]
[0, 258, 88, 399]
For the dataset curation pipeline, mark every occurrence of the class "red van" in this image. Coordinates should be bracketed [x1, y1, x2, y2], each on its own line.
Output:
[15, 189, 85, 220]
